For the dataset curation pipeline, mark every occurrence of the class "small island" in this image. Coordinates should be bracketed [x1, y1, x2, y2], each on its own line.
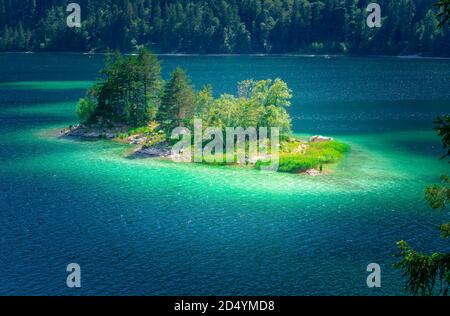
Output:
[62, 49, 348, 175]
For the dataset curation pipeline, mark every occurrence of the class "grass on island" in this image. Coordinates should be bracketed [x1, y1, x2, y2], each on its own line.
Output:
[277, 139, 349, 173]
[117, 124, 166, 145]
[195, 139, 348, 173]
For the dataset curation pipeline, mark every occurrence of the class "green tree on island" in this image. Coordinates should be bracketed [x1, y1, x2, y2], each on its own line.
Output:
[158, 67, 196, 131]
[195, 79, 293, 135]
[77, 48, 162, 127]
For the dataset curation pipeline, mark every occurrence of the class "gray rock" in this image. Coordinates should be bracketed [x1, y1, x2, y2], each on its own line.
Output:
[304, 168, 321, 176]
[309, 135, 334, 143]
[63, 125, 117, 139]
[85, 132, 100, 138]
[135, 142, 172, 158]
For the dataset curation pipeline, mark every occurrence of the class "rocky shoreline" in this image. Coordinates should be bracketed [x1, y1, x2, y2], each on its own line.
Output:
[132, 142, 173, 158]
[61, 124, 122, 140]
[61, 124, 174, 158]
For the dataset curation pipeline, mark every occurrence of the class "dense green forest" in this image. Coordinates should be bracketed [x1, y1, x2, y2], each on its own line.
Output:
[0, 0, 449, 55]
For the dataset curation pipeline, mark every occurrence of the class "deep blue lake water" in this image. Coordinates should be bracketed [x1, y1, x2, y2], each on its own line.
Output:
[0, 53, 449, 295]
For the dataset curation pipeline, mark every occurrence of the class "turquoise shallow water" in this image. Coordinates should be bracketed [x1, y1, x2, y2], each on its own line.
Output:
[0, 53, 449, 295]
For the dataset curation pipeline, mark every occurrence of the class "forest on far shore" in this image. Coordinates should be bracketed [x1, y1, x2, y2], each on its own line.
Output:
[0, 0, 449, 56]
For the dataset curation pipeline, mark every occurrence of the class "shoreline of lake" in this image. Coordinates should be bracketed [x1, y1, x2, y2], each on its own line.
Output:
[2, 51, 450, 60]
